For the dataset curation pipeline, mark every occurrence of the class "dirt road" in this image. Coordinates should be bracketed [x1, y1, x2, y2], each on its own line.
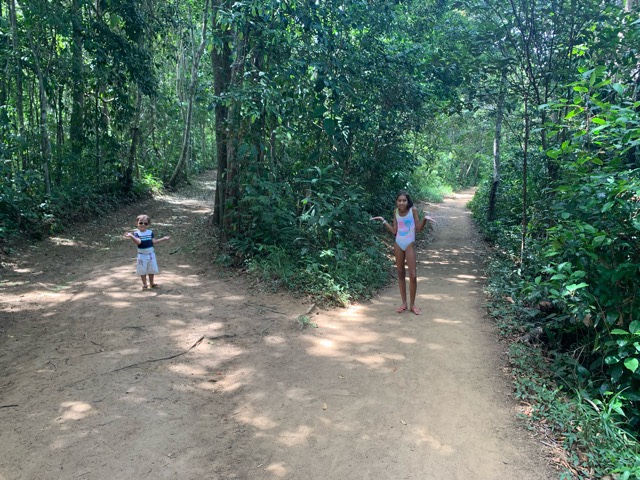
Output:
[0, 172, 554, 480]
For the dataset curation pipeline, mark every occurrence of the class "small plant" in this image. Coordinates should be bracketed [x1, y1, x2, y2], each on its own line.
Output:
[297, 315, 317, 329]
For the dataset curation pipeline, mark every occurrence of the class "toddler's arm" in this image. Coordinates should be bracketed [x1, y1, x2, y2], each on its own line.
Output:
[123, 232, 142, 245]
[153, 235, 171, 244]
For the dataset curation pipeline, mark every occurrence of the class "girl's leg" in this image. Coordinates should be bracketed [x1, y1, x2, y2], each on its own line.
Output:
[405, 243, 421, 315]
[149, 274, 156, 287]
[394, 243, 408, 312]
[140, 275, 148, 289]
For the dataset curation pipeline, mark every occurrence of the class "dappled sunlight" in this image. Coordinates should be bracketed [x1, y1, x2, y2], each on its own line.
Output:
[58, 401, 93, 423]
[264, 462, 288, 477]
[276, 425, 313, 447]
[169, 363, 208, 376]
[304, 327, 385, 360]
[412, 426, 454, 454]
[108, 348, 142, 357]
[432, 318, 464, 325]
[396, 336, 418, 344]
[263, 335, 286, 345]
[443, 276, 471, 284]
[167, 319, 188, 326]
[216, 367, 254, 393]
[50, 237, 81, 247]
[236, 405, 279, 431]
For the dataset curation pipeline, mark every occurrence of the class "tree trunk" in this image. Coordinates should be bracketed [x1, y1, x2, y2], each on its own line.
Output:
[56, 85, 64, 187]
[168, 0, 210, 189]
[70, 0, 85, 158]
[8, 0, 25, 171]
[211, 30, 232, 226]
[488, 69, 506, 221]
[221, 29, 248, 237]
[124, 88, 143, 193]
[28, 33, 52, 196]
[520, 93, 529, 267]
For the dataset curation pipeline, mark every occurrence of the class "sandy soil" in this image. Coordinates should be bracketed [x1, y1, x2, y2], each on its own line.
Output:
[0, 172, 555, 480]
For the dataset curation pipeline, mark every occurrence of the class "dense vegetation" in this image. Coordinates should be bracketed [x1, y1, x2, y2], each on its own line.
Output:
[1, 0, 639, 476]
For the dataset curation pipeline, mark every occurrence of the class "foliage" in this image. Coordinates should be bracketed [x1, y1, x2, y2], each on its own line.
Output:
[234, 166, 391, 305]
[485, 253, 640, 479]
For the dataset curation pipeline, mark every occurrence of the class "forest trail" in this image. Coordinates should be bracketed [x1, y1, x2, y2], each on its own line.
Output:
[0, 171, 554, 480]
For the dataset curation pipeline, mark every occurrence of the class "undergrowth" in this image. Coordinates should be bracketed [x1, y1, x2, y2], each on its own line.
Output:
[485, 256, 640, 479]
[0, 175, 157, 245]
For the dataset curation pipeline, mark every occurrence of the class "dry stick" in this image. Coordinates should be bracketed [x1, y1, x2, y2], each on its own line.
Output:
[113, 335, 205, 373]
[1, 404, 19, 408]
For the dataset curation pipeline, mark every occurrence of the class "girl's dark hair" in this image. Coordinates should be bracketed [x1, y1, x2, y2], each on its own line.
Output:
[396, 190, 414, 209]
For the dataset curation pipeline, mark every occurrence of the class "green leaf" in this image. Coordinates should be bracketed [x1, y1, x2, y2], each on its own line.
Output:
[630, 321, 640, 334]
[566, 283, 588, 292]
[592, 235, 607, 247]
[601, 201, 614, 212]
[605, 355, 620, 365]
[565, 108, 581, 120]
[612, 83, 625, 95]
[323, 118, 336, 136]
[624, 358, 639, 373]
[611, 329, 629, 335]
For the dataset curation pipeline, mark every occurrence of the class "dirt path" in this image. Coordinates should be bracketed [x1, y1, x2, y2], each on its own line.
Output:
[0, 173, 554, 480]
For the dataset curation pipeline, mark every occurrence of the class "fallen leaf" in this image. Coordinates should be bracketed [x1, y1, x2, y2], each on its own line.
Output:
[401, 419, 407, 425]
[322, 403, 328, 410]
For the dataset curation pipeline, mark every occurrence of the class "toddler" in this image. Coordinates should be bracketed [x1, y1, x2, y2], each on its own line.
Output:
[124, 214, 171, 290]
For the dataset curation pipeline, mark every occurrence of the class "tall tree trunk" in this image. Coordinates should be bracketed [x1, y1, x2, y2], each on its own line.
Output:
[221, 29, 248, 237]
[211, 29, 232, 226]
[27, 31, 52, 196]
[70, 0, 85, 158]
[520, 93, 529, 267]
[124, 88, 143, 193]
[488, 69, 506, 221]
[8, 0, 25, 171]
[168, 0, 210, 189]
[56, 84, 64, 187]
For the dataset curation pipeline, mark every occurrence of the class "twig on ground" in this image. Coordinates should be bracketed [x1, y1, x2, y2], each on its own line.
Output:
[260, 321, 275, 336]
[113, 335, 205, 372]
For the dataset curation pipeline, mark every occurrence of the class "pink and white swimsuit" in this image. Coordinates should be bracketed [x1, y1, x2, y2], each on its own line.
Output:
[395, 209, 415, 251]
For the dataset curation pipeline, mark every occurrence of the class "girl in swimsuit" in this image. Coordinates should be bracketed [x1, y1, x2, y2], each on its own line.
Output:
[371, 191, 435, 315]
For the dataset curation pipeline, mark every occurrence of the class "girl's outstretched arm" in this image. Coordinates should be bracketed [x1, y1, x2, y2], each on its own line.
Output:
[413, 207, 427, 232]
[370, 216, 395, 234]
[414, 207, 436, 232]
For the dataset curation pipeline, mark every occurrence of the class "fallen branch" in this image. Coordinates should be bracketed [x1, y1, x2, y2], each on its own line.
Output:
[1, 404, 18, 408]
[113, 336, 205, 372]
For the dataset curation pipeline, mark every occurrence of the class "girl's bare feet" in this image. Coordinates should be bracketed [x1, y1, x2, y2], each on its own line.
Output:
[410, 306, 422, 315]
[397, 305, 408, 313]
